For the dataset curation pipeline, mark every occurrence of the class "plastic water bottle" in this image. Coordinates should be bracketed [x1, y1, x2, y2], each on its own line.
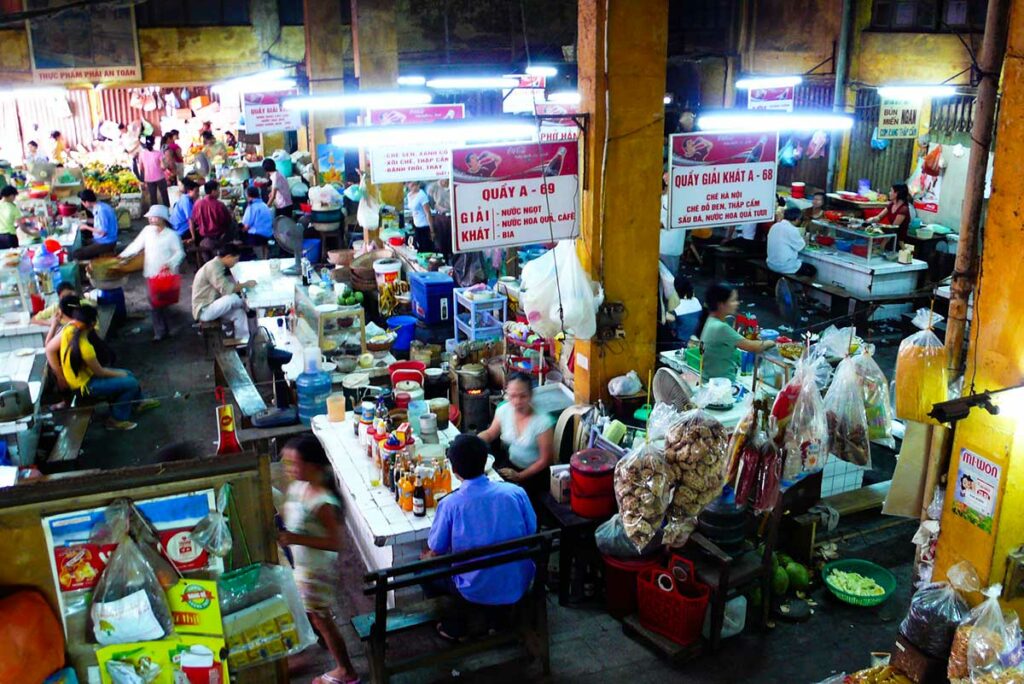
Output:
[296, 350, 331, 425]
[32, 247, 61, 296]
[407, 400, 428, 437]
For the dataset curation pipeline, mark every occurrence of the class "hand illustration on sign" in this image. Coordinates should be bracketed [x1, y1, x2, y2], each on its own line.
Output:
[379, 110, 407, 125]
[681, 137, 713, 162]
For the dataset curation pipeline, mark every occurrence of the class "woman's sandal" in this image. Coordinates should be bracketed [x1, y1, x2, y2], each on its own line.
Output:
[313, 674, 361, 684]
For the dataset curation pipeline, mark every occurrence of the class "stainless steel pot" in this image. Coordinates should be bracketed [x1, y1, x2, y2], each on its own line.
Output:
[0, 378, 33, 421]
[456, 364, 487, 391]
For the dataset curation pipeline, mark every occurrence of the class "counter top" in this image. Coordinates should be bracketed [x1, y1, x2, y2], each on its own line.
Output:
[801, 247, 927, 275]
[0, 349, 45, 436]
[0, 311, 43, 342]
[312, 415, 502, 547]
[233, 258, 300, 311]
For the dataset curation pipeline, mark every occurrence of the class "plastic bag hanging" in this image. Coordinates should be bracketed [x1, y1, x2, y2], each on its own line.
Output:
[823, 357, 872, 468]
[773, 355, 828, 479]
[191, 485, 233, 558]
[894, 327, 948, 425]
[851, 351, 895, 448]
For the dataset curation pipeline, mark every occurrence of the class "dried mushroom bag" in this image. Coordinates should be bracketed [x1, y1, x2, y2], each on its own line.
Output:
[967, 585, 1024, 681]
[823, 357, 872, 468]
[899, 560, 980, 658]
[192, 485, 233, 558]
[613, 442, 672, 552]
[895, 328, 948, 425]
[663, 405, 729, 517]
[852, 352, 895, 448]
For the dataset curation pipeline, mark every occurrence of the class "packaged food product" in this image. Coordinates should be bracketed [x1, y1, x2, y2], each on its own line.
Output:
[775, 361, 828, 479]
[824, 357, 872, 468]
[894, 328, 948, 425]
[964, 585, 1024, 682]
[753, 438, 782, 513]
[90, 538, 175, 646]
[95, 635, 228, 684]
[851, 352, 895, 447]
[191, 485, 233, 558]
[724, 398, 757, 485]
[899, 560, 979, 658]
[613, 443, 673, 551]
[662, 407, 729, 517]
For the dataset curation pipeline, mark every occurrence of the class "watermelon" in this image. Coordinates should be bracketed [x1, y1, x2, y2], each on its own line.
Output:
[772, 566, 790, 596]
[786, 562, 810, 591]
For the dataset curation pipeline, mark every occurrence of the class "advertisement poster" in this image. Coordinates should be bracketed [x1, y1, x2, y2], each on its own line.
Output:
[316, 144, 346, 184]
[451, 140, 580, 252]
[367, 104, 465, 183]
[878, 99, 920, 139]
[747, 87, 794, 112]
[42, 490, 221, 629]
[24, 1, 141, 83]
[243, 90, 301, 134]
[502, 74, 548, 114]
[668, 132, 779, 230]
[952, 448, 1001, 533]
[535, 102, 580, 143]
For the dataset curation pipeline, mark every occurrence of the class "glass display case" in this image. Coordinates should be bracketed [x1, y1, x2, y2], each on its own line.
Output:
[0, 252, 34, 320]
[294, 284, 367, 354]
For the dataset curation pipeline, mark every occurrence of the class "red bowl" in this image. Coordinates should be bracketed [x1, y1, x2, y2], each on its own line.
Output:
[816, 235, 836, 246]
[824, 210, 843, 222]
[299, 203, 312, 213]
[862, 207, 884, 219]
[388, 236, 405, 247]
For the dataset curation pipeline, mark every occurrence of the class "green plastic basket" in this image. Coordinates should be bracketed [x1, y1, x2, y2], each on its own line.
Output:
[822, 559, 897, 607]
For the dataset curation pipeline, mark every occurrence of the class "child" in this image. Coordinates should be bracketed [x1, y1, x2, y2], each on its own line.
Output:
[279, 434, 360, 684]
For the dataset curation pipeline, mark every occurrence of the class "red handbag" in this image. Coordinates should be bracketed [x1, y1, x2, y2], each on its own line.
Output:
[148, 268, 181, 308]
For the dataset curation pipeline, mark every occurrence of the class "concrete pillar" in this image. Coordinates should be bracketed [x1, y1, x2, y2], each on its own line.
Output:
[574, 0, 668, 403]
[303, 0, 347, 166]
[351, 0, 402, 206]
[932, 0, 1024, 612]
[250, 0, 287, 153]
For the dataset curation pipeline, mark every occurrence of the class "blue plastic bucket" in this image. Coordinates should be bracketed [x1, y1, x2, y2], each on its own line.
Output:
[302, 238, 321, 262]
[387, 315, 418, 351]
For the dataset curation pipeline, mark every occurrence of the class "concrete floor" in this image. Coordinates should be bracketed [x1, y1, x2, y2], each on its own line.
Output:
[67, 227, 919, 682]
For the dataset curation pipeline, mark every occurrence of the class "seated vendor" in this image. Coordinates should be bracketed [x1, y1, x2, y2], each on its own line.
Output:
[191, 243, 257, 343]
[865, 183, 912, 244]
[423, 434, 538, 640]
[800, 192, 826, 227]
[241, 185, 274, 251]
[0, 184, 37, 249]
[698, 283, 776, 382]
[767, 207, 815, 277]
[478, 372, 555, 502]
[73, 189, 119, 261]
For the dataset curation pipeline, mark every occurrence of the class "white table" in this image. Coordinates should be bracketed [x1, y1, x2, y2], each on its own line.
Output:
[0, 311, 45, 351]
[799, 248, 928, 320]
[311, 415, 502, 598]
[232, 258, 301, 315]
[0, 349, 46, 465]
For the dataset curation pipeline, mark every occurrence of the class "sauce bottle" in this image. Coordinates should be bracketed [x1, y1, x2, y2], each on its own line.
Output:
[413, 476, 426, 517]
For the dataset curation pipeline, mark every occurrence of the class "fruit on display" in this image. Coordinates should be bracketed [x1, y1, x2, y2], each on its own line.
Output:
[772, 566, 790, 596]
[786, 562, 810, 591]
[82, 163, 140, 195]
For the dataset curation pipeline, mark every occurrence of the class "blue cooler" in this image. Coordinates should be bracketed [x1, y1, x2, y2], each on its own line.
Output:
[409, 271, 454, 324]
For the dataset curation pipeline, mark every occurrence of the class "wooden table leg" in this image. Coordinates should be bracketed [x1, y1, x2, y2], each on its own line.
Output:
[558, 527, 573, 606]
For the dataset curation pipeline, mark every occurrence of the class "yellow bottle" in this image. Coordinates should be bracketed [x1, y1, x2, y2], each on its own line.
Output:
[424, 475, 435, 508]
[400, 474, 414, 512]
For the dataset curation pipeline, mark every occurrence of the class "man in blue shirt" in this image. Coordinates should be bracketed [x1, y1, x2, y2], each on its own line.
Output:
[73, 189, 119, 261]
[170, 179, 200, 242]
[425, 434, 537, 639]
[241, 185, 273, 253]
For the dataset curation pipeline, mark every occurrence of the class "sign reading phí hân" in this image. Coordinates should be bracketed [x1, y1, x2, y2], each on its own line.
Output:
[667, 132, 779, 230]
[952, 447, 1001, 533]
[367, 104, 465, 183]
[877, 99, 920, 139]
[451, 141, 580, 253]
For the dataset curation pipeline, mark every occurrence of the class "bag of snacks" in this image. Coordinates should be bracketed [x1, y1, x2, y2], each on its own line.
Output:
[968, 585, 1023, 681]
[753, 431, 783, 513]
[852, 352, 895, 448]
[663, 406, 729, 517]
[823, 357, 872, 468]
[734, 427, 764, 507]
[774, 359, 828, 480]
[724, 396, 757, 485]
[895, 328, 948, 425]
[191, 485, 233, 558]
[89, 538, 174, 646]
[899, 560, 979, 658]
[613, 443, 673, 551]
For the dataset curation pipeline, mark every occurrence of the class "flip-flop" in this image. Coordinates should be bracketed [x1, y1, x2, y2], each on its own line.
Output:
[314, 674, 361, 684]
[435, 621, 466, 643]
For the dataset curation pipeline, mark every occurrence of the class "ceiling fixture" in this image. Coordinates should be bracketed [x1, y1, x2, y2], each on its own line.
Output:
[211, 69, 294, 94]
[735, 75, 802, 90]
[283, 91, 432, 111]
[426, 76, 520, 90]
[697, 111, 854, 132]
[331, 119, 538, 149]
[396, 75, 427, 86]
[546, 90, 581, 105]
[526, 65, 558, 77]
[663, 95, 672, 105]
[877, 85, 957, 100]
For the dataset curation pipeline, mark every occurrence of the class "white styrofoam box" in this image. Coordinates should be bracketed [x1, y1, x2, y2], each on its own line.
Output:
[820, 454, 865, 498]
[550, 464, 571, 503]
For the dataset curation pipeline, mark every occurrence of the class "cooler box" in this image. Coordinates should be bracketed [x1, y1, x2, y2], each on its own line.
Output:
[409, 271, 454, 325]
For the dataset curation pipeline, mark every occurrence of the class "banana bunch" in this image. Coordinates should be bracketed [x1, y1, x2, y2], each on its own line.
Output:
[378, 280, 409, 318]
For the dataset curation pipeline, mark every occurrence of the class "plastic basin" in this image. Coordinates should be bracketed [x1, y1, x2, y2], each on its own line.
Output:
[387, 315, 418, 351]
[822, 559, 896, 607]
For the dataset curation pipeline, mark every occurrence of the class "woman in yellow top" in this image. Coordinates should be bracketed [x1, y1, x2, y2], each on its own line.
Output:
[50, 130, 67, 166]
[60, 301, 159, 430]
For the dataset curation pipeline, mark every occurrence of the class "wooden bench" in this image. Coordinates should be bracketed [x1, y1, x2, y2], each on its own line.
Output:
[353, 530, 558, 684]
[46, 406, 94, 465]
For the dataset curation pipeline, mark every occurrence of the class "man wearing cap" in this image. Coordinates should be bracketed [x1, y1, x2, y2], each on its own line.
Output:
[73, 189, 119, 261]
[118, 205, 184, 341]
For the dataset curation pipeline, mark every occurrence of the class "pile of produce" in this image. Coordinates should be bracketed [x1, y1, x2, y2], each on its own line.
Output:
[826, 569, 886, 597]
[844, 666, 913, 684]
[83, 163, 139, 196]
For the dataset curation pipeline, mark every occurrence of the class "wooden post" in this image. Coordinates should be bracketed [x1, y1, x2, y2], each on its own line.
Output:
[945, 0, 1012, 378]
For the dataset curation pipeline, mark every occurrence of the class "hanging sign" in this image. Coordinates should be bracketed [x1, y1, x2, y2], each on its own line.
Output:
[668, 132, 779, 230]
[367, 104, 466, 184]
[747, 87, 794, 112]
[951, 448, 1001, 533]
[503, 74, 548, 114]
[534, 103, 580, 142]
[451, 140, 580, 252]
[242, 90, 301, 134]
[878, 99, 920, 139]
[24, 1, 141, 83]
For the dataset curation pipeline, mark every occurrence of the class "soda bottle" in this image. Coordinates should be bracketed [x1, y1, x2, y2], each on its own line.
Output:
[412, 477, 426, 517]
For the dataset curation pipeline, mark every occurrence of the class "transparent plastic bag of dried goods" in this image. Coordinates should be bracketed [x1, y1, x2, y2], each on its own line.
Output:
[774, 359, 828, 479]
[663, 406, 730, 517]
[899, 560, 980, 658]
[852, 351, 895, 448]
[895, 328, 948, 425]
[613, 442, 672, 551]
[967, 585, 1024, 681]
[823, 357, 872, 468]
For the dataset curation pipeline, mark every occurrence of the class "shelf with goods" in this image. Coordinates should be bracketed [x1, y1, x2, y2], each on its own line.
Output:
[453, 287, 508, 343]
[504, 323, 551, 386]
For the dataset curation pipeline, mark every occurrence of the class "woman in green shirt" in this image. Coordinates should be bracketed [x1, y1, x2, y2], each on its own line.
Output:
[698, 283, 776, 381]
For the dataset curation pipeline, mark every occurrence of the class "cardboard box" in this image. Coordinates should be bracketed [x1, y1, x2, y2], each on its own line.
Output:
[96, 635, 228, 684]
[189, 95, 210, 110]
[550, 465, 571, 504]
[891, 634, 947, 684]
[166, 578, 222, 636]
